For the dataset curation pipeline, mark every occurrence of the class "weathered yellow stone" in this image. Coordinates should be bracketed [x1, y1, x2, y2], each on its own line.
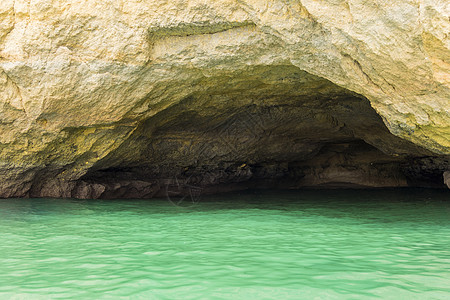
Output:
[0, 0, 448, 197]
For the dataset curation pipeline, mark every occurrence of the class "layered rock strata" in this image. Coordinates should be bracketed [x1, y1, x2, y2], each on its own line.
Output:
[0, 0, 449, 198]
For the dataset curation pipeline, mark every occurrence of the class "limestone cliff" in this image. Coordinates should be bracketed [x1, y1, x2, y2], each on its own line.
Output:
[0, 0, 449, 198]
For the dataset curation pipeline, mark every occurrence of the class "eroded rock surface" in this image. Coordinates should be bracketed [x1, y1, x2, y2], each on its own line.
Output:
[0, 0, 449, 198]
[444, 171, 450, 188]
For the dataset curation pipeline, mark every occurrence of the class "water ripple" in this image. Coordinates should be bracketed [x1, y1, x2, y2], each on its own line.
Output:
[0, 189, 449, 299]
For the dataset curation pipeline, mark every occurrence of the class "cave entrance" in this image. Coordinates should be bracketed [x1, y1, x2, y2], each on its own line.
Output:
[75, 65, 447, 198]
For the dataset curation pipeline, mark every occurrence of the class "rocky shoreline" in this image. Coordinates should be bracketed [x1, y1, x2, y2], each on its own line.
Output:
[0, 1, 448, 198]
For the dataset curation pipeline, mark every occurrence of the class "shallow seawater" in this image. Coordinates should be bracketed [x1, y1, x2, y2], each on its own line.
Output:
[0, 189, 449, 299]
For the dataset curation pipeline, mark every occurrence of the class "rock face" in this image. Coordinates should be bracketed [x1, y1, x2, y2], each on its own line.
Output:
[0, 0, 449, 198]
[445, 171, 450, 188]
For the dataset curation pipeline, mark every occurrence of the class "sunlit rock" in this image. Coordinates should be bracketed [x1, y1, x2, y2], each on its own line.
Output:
[0, 0, 449, 197]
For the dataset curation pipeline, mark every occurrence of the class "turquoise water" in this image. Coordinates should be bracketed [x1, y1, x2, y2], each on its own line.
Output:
[0, 189, 449, 299]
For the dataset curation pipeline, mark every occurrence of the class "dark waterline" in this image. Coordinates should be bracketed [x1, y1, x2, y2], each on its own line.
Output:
[1, 188, 449, 299]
